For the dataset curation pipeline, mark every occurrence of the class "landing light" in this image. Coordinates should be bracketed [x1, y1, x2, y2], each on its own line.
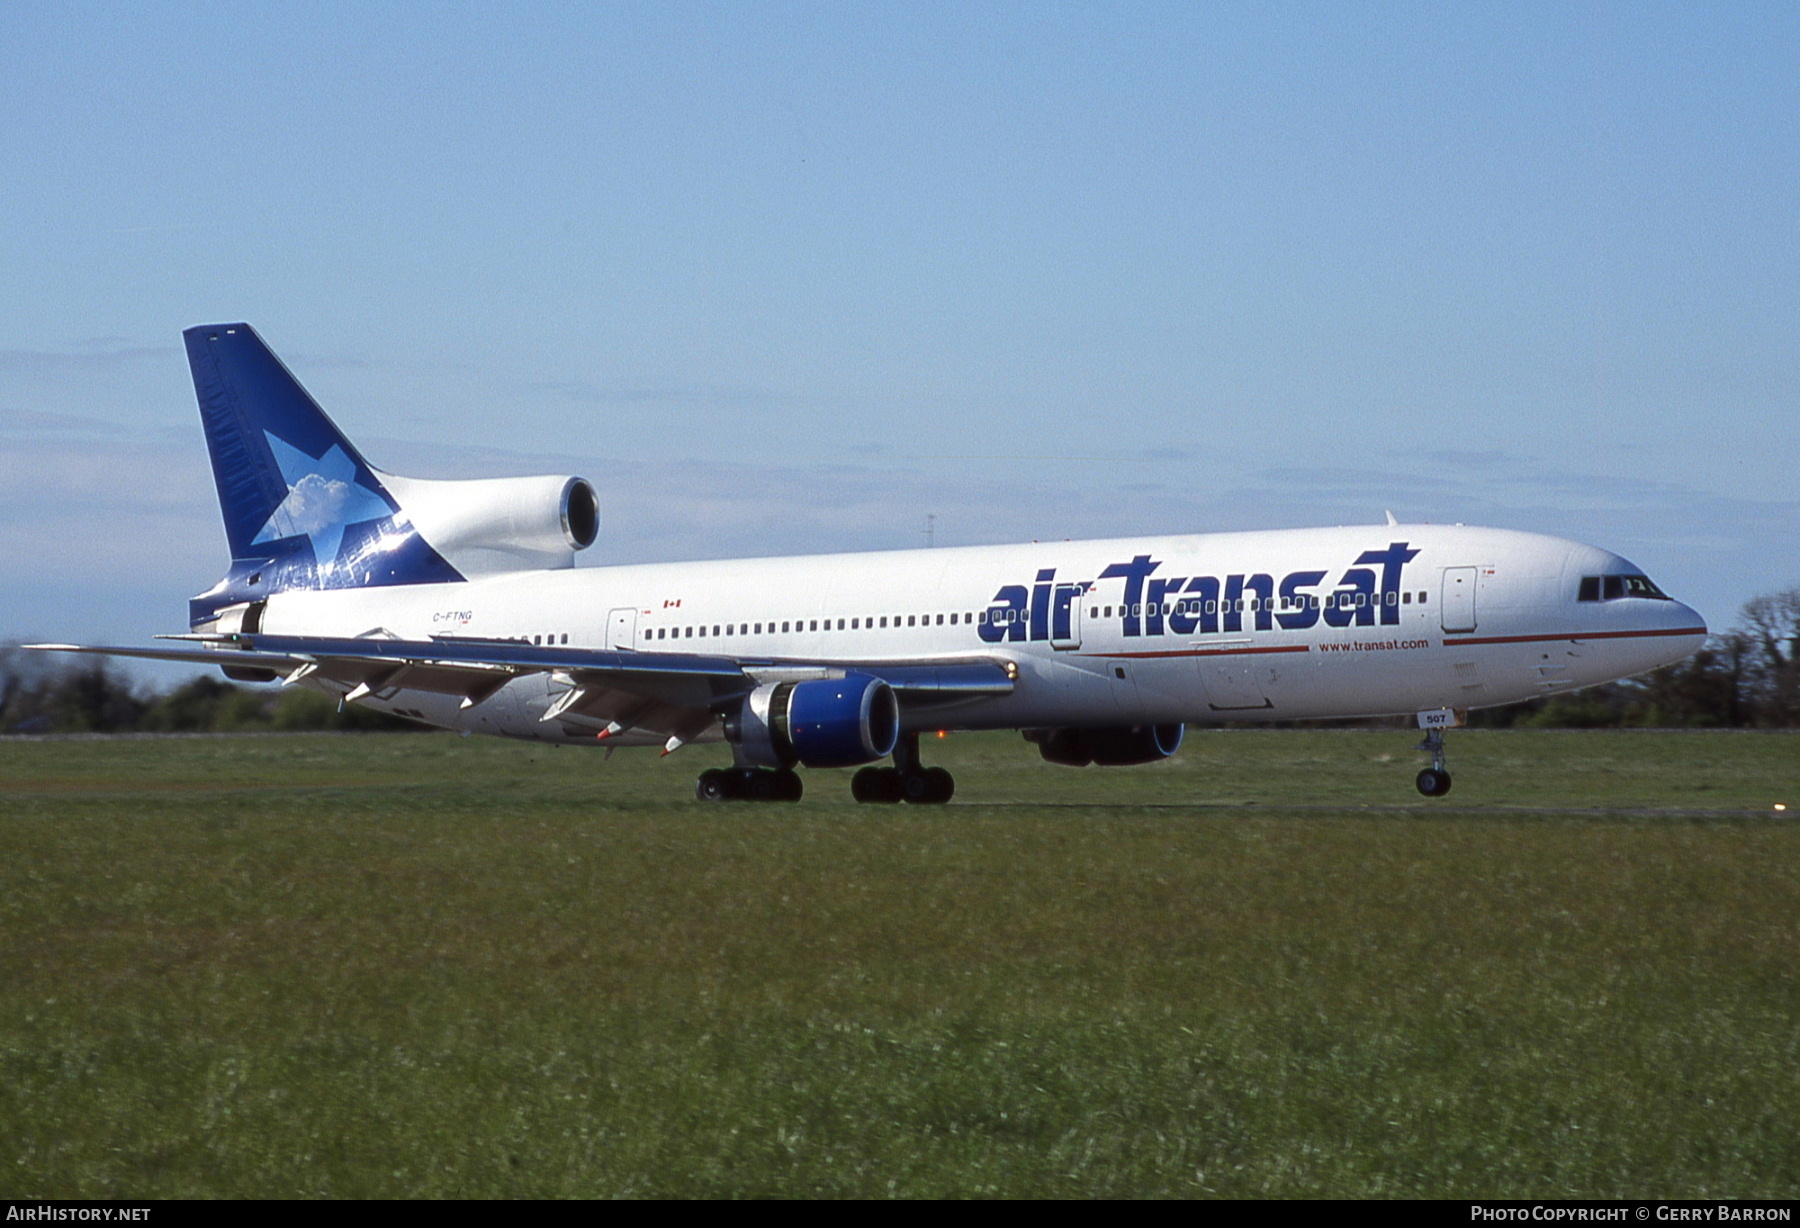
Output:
[1777, 804, 1789, 812]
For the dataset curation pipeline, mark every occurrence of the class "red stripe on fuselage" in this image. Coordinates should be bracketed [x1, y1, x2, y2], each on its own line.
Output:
[1089, 644, 1313, 660]
[1442, 626, 1707, 647]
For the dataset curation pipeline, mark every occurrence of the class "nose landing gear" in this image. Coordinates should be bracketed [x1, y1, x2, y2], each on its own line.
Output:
[1414, 726, 1453, 797]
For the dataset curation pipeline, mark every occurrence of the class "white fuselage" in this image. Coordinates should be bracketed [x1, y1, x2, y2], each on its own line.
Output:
[254, 523, 1707, 746]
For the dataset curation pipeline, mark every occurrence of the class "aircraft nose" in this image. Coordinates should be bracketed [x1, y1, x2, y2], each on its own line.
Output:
[1674, 600, 1706, 636]
[1665, 600, 1709, 657]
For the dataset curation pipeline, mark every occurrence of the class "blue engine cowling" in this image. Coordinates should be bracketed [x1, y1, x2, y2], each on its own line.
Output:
[725, 673, 900, 769]
[1025, 723, 1184, 767]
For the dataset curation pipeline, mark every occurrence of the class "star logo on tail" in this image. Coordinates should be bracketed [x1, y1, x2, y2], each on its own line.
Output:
[252, 432, 395, 567]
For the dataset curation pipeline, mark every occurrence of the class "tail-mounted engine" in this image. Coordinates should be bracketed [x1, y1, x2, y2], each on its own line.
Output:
[1025, 723, 1184, 767]
[725, 674, 900, 769]
[379, 472, 600, 575]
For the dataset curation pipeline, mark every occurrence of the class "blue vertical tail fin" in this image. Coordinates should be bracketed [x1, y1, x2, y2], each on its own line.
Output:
[184, 324, 462, 626]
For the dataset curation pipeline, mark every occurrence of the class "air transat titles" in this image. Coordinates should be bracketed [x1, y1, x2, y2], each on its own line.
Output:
[978, 541, 1422, 644]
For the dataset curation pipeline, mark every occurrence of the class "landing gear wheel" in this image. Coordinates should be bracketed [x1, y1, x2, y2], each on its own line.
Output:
[851, 766, 902, 803]
[900, 771, 933, 803]
[772, 769, 804, 803]
[1416, 768, 1453, 797]
[1413, 724, 1454, 797]
[899, 766, 954, 805]
[923, 766, 954, 804]
[699, 767, 804, 803]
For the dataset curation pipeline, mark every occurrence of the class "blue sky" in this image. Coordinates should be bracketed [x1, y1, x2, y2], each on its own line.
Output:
[3, 2, 1795, 680]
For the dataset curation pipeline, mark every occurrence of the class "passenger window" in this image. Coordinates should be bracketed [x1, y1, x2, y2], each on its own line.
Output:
[907, 615, 916, 627]
[880, 617, 888, 628]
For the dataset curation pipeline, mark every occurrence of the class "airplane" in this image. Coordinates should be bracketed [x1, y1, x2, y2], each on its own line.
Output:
[30, 323, 1709, 802]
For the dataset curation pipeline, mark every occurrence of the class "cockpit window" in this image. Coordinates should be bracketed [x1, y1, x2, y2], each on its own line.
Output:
[1578, 574, 1670, 602]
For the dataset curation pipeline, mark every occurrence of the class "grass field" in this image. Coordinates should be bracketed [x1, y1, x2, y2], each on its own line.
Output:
[1, 728, 1795, 1198]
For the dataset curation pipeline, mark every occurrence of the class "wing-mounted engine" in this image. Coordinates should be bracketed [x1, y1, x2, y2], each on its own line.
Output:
[378, 472, 599, 575]
[725, 674, 900, 770]
[1025, 723, 1184, 766]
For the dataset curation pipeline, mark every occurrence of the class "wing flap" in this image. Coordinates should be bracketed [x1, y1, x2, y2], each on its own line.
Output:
[26, 640, 1015, 722]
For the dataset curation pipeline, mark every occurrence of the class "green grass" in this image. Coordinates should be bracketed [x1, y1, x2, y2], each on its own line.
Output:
[0, 729, 1796, 1197]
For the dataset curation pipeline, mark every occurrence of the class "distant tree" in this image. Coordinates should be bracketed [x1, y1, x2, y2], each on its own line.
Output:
[2, 645, 421, 734]
[1633, 639, 1742, 726]
[0, 648, 148, 733]
[1737, 589, 1800, 725]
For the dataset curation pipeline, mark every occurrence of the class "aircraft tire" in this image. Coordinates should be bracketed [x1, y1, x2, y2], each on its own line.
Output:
[773, 769, 804, 802]
[697, 769, 731, 802]
[1416, 768, 1452, 797]
[922, 766, 955, 804]
[852, 766, 903, 804]
[898, 767, 955, 805]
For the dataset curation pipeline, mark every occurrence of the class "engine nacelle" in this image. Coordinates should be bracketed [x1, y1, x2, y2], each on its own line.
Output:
[379, 472, 599, 575]
[725, 674, 900, 769]
[1025, 723, 1184, 767]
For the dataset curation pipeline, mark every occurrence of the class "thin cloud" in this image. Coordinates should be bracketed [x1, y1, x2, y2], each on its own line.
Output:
[533, 378, 791, 409]
[0, 343, 176, 375]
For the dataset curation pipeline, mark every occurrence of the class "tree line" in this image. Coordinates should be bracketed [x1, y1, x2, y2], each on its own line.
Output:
[0, 649, 416, 735]
[3, 587, 1796, 735]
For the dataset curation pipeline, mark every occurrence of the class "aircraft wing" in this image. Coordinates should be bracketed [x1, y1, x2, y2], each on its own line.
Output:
[24, 636, 1015, 741]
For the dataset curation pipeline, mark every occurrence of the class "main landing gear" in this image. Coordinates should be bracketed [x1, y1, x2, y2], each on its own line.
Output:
[1415, 727, 1453, 797]
[693, 734, 956, 805]
[850, 733, 954, 805]
[696, 767, 803, 803]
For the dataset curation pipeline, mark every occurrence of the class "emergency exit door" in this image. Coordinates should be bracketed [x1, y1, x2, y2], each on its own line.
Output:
[1441, 568, 1478, 634]
[606, 607, 638, 649]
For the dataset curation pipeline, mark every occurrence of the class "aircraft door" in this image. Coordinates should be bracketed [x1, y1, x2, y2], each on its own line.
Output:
[1051, 585, 1083, 650]
[606, 607, 638, 650]
[1441, 568, 1478, 634]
